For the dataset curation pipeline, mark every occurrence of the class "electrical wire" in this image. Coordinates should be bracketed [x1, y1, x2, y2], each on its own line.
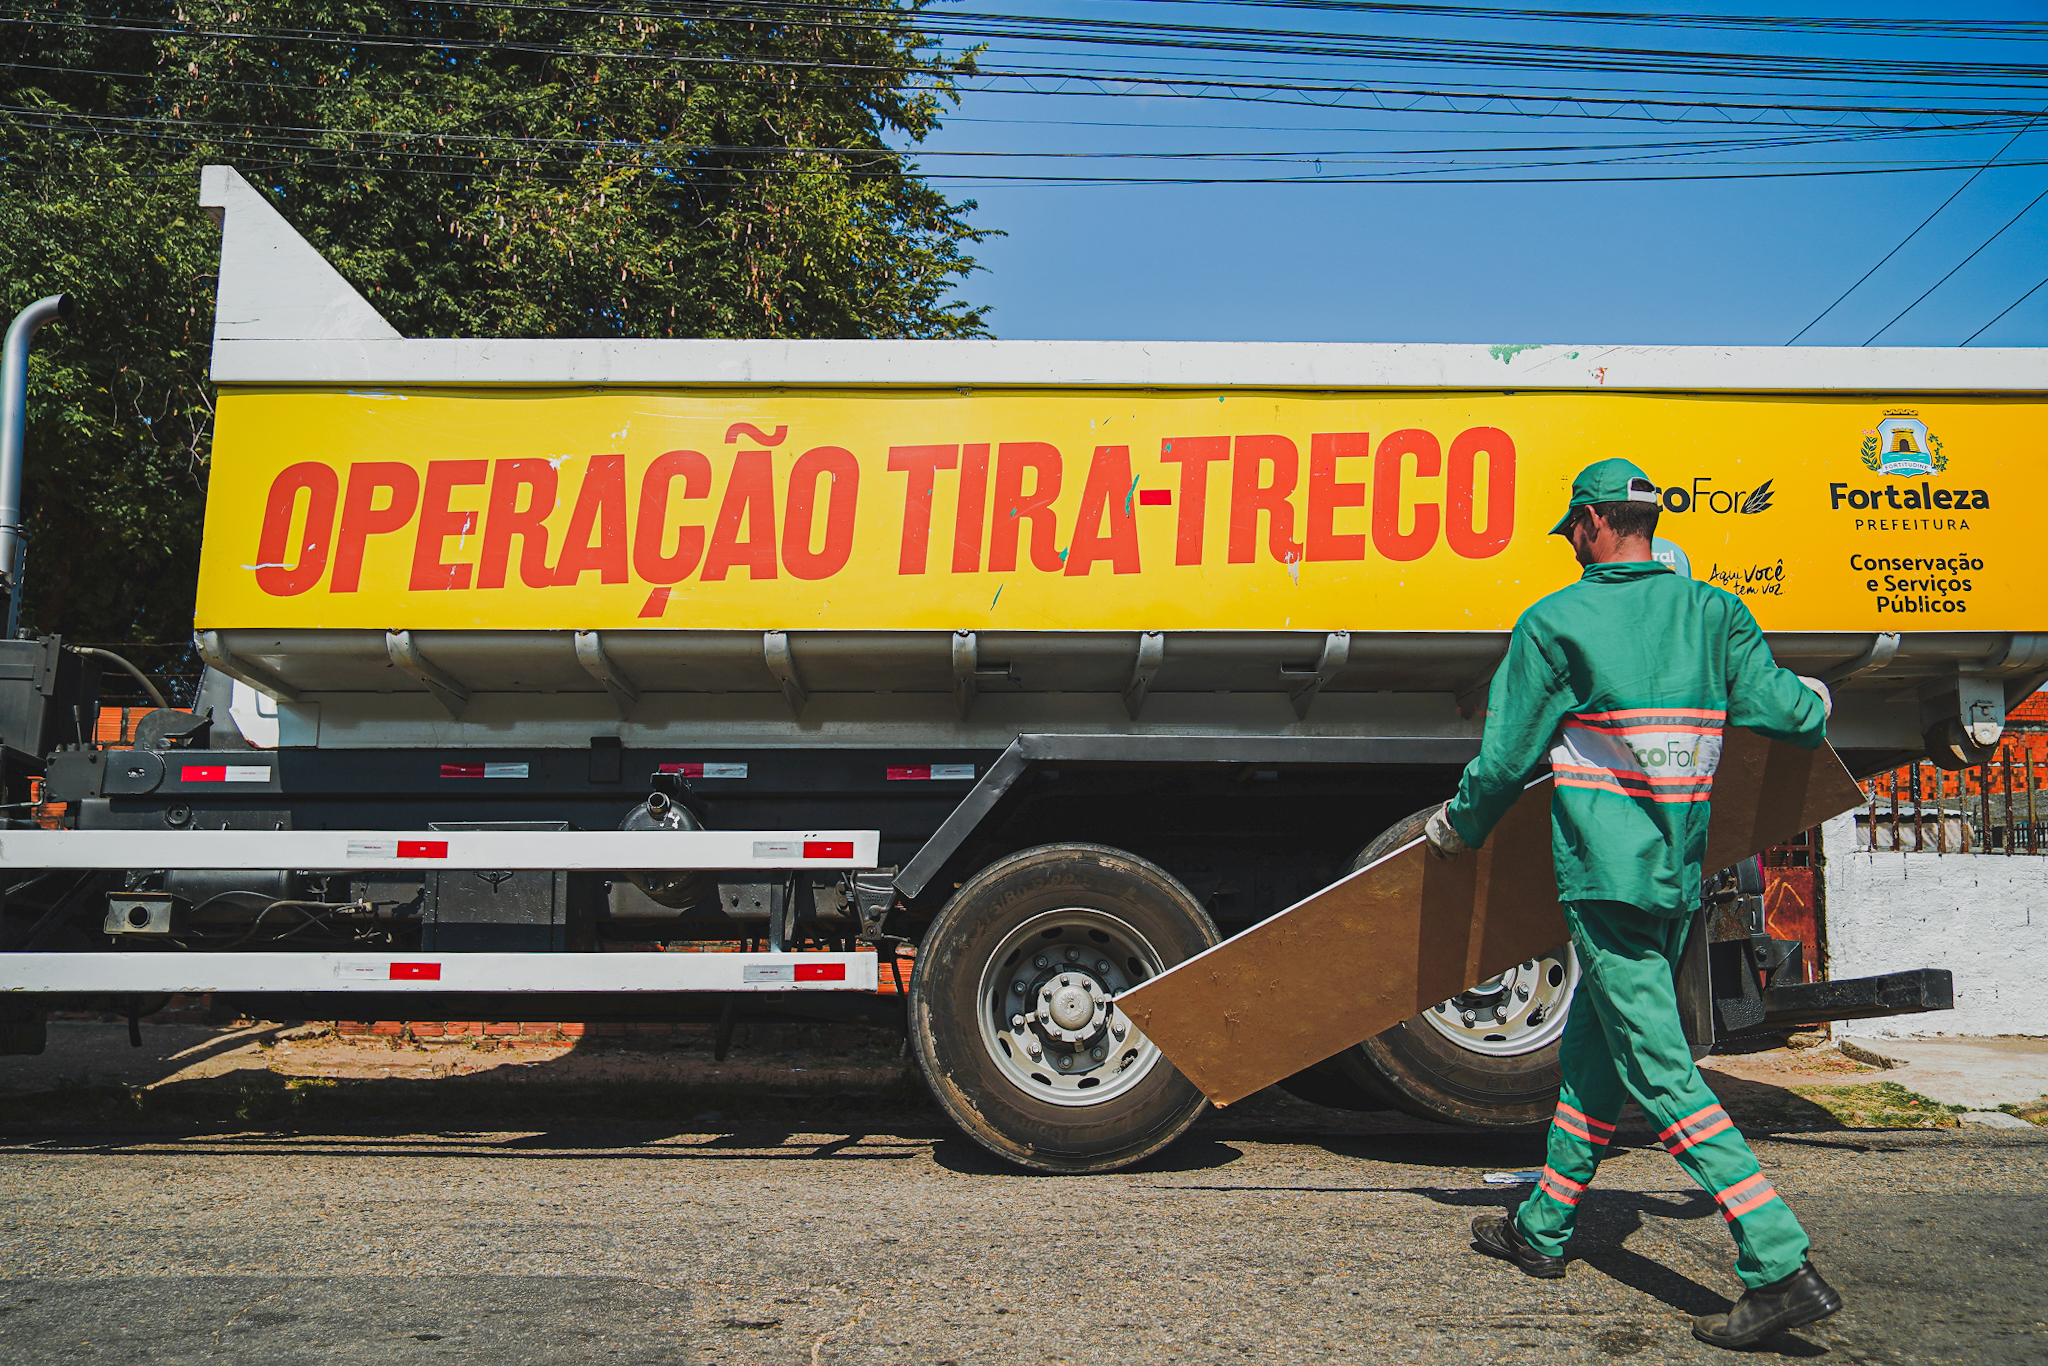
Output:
[9, 100, 2011, 163]
[11, 5, 2048, 189]
[11, 10, 2048, 95]
[1962, 273, 2048, 344]
[20, 110, 2048, 185]
[1121, 0, 2048, 41]
[1787, 109, 2045, 343]
[1864, 181, 2048, 344]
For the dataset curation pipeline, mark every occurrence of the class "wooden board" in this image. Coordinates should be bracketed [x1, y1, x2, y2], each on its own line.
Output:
[1119, 730, 1867, 1107]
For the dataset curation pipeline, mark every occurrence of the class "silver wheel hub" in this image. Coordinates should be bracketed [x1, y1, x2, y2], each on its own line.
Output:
[1041, 977, 1108, 1039]
[976, 910, 1166, 1107]
[1419, 944, 1579, 1058]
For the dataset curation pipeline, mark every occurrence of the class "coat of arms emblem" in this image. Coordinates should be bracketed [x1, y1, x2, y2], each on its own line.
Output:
[1861, 412, 1945, 475]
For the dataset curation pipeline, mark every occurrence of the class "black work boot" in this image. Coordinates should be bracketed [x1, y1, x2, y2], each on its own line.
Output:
[1469, 1212, 1565, 1279]
[1692, 1263, 1843, 1349]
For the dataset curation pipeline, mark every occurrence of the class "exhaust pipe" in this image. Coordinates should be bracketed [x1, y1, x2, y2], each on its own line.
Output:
[0, 294, 71, 635]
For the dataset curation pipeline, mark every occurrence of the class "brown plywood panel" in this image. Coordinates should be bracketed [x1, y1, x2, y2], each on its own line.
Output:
[1702, 729, 1865, 877]
[1120, 733, 1865, 1107]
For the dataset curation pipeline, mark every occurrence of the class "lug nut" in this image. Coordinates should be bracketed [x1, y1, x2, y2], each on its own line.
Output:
[1056, 1054, 1073, 1070]
[1516, 986, 1530, 1001]
[1065, 947, 1081, 962]
[1011, 1014, 1026, 1029]
[1090, 1046, 1107, 1061]
[1034, 955, 1050, 970]
[1495, 1006, 1508, 1022]
[1112, 1024, 1126, 1040]
[1095, 960, 1111, 975]
[1026, 1039, 1042, 1058]
[1461, 1011, 1477, 1027]
[1013, 980, 1027, 995]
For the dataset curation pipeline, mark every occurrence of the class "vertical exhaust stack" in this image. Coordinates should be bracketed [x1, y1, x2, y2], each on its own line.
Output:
[0, 294, 70, 636]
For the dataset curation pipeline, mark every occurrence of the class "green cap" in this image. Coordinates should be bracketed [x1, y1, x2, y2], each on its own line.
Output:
[1549, 458, 1661, 536]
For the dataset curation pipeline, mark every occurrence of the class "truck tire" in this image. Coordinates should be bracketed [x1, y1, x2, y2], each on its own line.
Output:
[1273, 1054, 1401, 1112]
[1297, 806, 1581, 1127]
[909, 843, 1221, 1174]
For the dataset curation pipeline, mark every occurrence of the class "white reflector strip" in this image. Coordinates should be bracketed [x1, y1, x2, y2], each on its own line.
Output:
[0, 829, 879, 871]
[0, 951, 879, 994]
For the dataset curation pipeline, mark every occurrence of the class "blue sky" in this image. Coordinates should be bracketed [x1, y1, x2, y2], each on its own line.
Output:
[895, 2, 2048, 345]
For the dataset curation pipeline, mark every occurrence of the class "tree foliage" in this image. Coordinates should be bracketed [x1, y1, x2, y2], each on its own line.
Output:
[1, 0, 992, 659]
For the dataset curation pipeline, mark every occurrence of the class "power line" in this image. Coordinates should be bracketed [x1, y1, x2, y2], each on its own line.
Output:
[8, 100, 2005, 163]
[1132, 0, 2048, 42]
[11, 11, 2048, 95]
[1864, 181, 2048, 343]
[1787, 109, 2044, 342]
[1962, 273, 2048, 344]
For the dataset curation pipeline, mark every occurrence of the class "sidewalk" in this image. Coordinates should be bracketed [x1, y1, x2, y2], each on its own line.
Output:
[1825, 1035, 2048, 1110]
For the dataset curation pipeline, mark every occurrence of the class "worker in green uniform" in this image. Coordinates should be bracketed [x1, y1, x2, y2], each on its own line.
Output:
[1424, 458, 1843, 1350]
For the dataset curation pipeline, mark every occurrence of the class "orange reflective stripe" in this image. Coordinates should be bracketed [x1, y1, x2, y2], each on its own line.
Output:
[1660, 1102, 1739, 1152]
[1713, 1173, 1780, 1222]
[1666, 1115, 1736, 1151]
[1658, 1102, 1724, 1142]
[1554, 772, 1715, 804]
[1554, 1102, 1614, 1146]
[1537, 1166, 1586, 1206]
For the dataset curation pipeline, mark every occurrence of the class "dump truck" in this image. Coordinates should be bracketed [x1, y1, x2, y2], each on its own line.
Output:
[0, 166, 2030, 1171]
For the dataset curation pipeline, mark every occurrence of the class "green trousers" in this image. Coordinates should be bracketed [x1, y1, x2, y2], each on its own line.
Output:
[1513, 900, 1811, 1287]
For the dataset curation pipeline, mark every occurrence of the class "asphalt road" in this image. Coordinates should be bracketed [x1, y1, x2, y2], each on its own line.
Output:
[0, 1105, 2041, 1366]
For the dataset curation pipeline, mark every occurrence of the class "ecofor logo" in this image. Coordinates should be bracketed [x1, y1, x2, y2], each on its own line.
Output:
[1659, 477, 1774, 516]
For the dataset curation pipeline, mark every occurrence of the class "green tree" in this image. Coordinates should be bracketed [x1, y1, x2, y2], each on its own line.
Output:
[2, 0, 992, 675]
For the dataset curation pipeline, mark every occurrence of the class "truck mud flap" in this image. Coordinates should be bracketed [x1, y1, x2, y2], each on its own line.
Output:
[1718, 968, 1954, 1036]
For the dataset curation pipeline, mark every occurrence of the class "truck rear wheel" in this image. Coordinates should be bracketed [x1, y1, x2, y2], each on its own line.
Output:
[908, 843, 1220, 1173]
[1276, 805, 1580, 1126]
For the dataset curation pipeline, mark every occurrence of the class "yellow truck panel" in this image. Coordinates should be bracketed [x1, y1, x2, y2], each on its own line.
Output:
[199, 387, 2039, 634]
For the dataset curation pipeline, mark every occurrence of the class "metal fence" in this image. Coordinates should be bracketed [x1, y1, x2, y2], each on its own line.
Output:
[1859, 741, 2046, 854]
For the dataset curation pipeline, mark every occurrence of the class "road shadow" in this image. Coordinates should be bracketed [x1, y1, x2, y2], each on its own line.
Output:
[927, 1132, 1246, 1176]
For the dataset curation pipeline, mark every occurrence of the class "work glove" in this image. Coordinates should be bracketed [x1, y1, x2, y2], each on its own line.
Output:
[1796, 675, 1833, 720]
[1424, 803, 1469, 860]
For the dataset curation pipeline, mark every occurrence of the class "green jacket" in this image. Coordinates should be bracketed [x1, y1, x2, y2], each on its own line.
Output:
[1445, 560, 1827, 915]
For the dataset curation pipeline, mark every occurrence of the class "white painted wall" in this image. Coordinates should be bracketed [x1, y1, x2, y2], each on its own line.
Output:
[1821, 812, 2048, 1038]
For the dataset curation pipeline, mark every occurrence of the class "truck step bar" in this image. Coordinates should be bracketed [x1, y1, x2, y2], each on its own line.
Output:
[0, 828, 879, 871]
[0, 951, 880, 993]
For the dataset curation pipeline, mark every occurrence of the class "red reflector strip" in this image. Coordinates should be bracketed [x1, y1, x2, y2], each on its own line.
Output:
[794, 963, 847, 982]
[440, 763, 484, 778]
[888, 764, 973, 781]
[181, 766, 226, 782]
[389, 962, 441, 981]
[396, 841, 449, 859]
[803, 841, 854, 859]
[1138, 488, 1173, 506]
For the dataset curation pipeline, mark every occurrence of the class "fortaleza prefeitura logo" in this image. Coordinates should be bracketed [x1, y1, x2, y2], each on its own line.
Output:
[1830, 409, 1989, 514]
